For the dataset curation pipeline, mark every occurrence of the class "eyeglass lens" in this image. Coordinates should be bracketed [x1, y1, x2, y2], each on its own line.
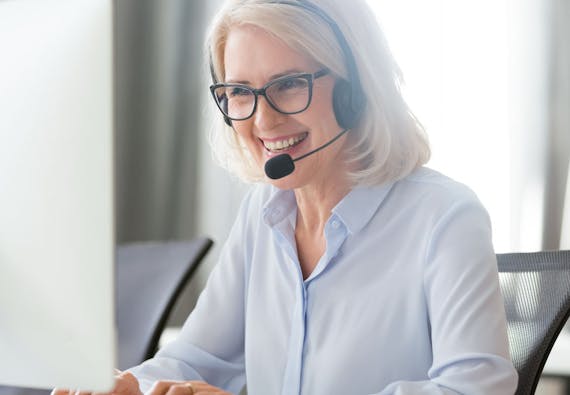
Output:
[213, 75, 311, 120]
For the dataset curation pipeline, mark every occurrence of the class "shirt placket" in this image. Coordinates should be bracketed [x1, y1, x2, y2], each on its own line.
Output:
[271, 216, 307, 395]
[280, 278, 308, 395]
[272, 213, 348, 395]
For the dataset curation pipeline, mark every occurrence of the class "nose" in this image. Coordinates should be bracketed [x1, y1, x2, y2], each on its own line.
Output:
[253, 95, 284, 131]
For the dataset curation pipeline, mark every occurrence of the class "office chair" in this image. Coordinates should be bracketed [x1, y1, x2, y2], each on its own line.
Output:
[116, 238, 213, 369]
[497, 250, 570, 395]
[0, 237, 213, 395]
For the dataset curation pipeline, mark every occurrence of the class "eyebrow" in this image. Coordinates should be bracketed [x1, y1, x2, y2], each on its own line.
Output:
[225, 68, 303, 84]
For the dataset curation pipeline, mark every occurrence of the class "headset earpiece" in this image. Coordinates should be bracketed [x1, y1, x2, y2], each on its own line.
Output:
[209, 0, 365, 130]
[333, 79, 362, 129]
[293, 0, 364, 129]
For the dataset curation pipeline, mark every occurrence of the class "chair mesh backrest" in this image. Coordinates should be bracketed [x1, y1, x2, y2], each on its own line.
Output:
[116, 238, 213, 370]
[497, 250, 570, 395]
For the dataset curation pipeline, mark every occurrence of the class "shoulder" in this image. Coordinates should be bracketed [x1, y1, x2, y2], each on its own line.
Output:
[381, 167, 491, 235]
[393, 166, 484, 212]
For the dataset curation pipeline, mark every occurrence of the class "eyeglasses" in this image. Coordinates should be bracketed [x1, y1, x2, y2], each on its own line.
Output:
[210, 68, 329, 121]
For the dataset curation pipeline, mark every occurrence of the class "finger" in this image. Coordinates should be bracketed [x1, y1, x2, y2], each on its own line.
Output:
[92, 390, 114, 395]
[50, 391, 84, 395]
[147, 380, 183, 395]
[108, 370, 140, 395]
[147, 380, 229, 395]
[116, 370, 139, 386]
[179, 382, 208, 391]
[91, 370, 138, 395]
[164, 383, 195, 395]
[54, 390, 76, 395]
[182, 381, 230, 395]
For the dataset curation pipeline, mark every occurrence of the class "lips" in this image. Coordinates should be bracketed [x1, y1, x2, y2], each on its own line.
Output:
[261, 132, 308, 153]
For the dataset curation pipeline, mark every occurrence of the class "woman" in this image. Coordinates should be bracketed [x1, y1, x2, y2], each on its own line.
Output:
[54, 0, 518, 394]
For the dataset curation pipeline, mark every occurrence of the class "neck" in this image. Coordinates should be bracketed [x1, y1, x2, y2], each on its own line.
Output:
[294, 177, 352, 233]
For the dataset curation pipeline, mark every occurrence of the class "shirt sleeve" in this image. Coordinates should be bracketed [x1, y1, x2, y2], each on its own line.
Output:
[373, 198, 518, 394]
[127, 190, 255, 394]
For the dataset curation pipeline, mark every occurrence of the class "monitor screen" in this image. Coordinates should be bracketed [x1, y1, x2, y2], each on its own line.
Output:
[0, 0, 115, 391]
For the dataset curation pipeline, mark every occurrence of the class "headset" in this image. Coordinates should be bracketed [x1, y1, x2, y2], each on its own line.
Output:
[209, 0, 365, 130]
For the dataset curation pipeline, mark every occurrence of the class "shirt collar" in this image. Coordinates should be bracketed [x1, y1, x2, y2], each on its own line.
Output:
[332, 181, 396, 234]
[262, 182, 396, 233]
[262, 187, 297, 227]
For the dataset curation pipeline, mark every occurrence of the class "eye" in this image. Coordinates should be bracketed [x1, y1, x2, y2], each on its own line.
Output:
[228, 86, 252, 97]
[275, 77, 308, 92]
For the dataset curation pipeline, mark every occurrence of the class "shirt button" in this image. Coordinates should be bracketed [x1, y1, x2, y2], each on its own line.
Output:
[332, 220, 340, 229]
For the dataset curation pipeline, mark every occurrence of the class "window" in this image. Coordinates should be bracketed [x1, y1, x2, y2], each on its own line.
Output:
[367, 0, 550, 252]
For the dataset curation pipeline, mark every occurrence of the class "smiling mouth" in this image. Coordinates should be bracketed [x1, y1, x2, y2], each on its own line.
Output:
[262, 132, 308, 153]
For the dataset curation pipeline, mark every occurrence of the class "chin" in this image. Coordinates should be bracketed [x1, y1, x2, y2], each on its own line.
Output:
[266, 176, 298, 191]
[264, 170, 308, 190]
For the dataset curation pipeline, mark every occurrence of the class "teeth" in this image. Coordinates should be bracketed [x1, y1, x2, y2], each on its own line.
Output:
[264, 133, 307, 152]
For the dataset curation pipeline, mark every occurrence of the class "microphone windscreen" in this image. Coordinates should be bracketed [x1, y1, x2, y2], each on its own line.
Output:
[264, 154, 295, 180]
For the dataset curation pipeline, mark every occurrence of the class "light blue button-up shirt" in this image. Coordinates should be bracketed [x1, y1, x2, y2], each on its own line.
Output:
[129, 167, 518, 394]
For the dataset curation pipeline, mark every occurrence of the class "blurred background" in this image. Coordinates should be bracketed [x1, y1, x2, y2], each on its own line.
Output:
[114, 0, 569, 393]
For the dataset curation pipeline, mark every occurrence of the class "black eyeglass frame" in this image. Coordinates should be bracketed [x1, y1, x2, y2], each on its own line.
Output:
[209, 68, 330, 121]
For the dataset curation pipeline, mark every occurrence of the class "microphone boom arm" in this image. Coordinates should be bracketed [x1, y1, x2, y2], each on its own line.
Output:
[293, 128, 349, 163]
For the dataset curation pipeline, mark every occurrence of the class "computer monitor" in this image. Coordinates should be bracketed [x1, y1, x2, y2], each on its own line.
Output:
[0, 0, 115, 392]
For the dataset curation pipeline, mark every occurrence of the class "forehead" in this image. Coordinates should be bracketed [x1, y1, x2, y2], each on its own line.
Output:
[223, 24, 318, 83]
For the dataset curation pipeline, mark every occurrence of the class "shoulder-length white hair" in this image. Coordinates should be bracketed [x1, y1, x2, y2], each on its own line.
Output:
[206, 0, 430, 186]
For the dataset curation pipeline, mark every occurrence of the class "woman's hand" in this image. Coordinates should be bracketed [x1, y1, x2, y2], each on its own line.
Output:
[51, 370, 142, 395]
[147, 380, 231, 395]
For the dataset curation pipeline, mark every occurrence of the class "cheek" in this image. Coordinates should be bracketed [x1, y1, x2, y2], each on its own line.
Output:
[306, 83, 338, 127]
[232, 122, 254, 143]
[233, 124, 264, 156]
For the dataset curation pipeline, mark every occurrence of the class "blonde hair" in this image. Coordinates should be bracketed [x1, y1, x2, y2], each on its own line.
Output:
[206, 0, 430, 185]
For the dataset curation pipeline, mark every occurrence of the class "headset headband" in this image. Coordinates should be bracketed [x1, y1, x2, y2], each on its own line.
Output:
[210, 0, 365, 127]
